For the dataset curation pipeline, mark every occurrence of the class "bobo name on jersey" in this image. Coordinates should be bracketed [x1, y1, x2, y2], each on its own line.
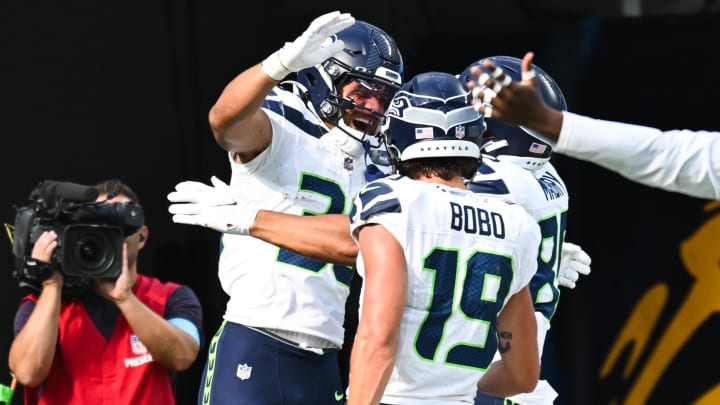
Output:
[450, 201, 506, 238]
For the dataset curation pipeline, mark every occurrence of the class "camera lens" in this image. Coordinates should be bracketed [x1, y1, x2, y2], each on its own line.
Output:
[74, 235, 111, 270]
[61, 225, 122, 279]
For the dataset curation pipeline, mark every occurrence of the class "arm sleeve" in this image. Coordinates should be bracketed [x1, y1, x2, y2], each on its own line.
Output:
[555, 111, 720, 200]
[165, 286, 203, 346]
[13, 300, 36, 336]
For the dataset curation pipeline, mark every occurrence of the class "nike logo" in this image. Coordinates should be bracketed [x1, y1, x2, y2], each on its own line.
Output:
[334, 390, 345, 401]
[361, 185, 381, 194]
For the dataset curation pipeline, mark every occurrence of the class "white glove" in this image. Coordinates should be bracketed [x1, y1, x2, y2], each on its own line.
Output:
[167, 176, 259, 235]
[558, 242, 592, 289]
[261, 10, 355, 81]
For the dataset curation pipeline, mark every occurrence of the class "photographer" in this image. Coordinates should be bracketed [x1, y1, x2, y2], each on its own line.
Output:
[8, 179, 203, 405]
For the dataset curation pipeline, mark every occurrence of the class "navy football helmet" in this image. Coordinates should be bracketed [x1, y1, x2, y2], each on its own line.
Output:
[296, 21, 404, 140]
[383, 72, 485, 166]
[459, 56, 567, 170]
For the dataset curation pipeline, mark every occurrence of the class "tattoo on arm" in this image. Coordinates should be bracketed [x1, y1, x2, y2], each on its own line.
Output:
[497, 331, 512, 353]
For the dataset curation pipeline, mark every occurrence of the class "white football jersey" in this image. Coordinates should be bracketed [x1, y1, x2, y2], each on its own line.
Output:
[350, 175, 540, 404]
[470, 156, 569, 405]
[218, 85, 370, 347]
[471, 157, 569, 323]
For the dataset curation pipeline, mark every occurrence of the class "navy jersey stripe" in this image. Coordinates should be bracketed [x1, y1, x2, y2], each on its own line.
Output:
[477, 162, 497, 175]
[262, 96, 327, 139]
[467, 179, 510, 195]
[359, 198, 401, 221]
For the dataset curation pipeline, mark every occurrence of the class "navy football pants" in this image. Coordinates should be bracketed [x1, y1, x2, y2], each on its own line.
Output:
[198, 321, 344, 405]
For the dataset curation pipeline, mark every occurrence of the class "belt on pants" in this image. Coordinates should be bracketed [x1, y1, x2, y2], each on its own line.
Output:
[247, 326, 339, 355]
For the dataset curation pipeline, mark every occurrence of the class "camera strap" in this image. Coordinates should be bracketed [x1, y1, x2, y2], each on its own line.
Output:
[13, 257, 60, 291]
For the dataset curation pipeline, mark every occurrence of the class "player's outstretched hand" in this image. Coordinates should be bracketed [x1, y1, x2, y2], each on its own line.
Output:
[558, 242, 592, 289]
[262, 11, 355, 81]
[468, 51, 556, 134]
[167, 176, 260, 235]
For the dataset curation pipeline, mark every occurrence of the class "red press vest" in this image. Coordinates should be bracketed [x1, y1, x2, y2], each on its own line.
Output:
[23, 275, 181, 405]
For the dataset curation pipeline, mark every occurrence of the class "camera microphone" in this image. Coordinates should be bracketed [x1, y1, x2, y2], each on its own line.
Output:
[39, 181, 99, 203]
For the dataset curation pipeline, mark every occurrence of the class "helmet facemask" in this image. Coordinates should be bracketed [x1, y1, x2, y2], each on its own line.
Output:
[317, 55, 400, 141]
[335, 76, 396, 140]
[297, 20, 404, 144]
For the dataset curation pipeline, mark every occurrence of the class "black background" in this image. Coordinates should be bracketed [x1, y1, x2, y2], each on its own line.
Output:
[1, 2, 718, 404]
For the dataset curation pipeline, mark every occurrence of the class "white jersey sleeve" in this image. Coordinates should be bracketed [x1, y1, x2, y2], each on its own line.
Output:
[556, 111, 720, 200]
[350, 176, 540, 405]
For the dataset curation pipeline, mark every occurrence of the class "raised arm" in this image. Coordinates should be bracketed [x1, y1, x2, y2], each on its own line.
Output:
[470, 51, 720, 200]
[207, 64, 277, 159]
[208, 11, 355, 162]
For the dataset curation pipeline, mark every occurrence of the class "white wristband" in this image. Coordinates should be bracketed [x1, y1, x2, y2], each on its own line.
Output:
[261, 49, 291, 81]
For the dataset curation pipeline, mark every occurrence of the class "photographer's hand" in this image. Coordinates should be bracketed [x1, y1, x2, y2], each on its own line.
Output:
[31, 231, 57, 262]
[94, 243, 135, 303]
[31, 231, 63, 287]
[101, 243, 200, 371]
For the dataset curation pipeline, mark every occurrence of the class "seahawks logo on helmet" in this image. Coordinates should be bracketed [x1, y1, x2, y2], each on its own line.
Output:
[383, 72, 485, 164]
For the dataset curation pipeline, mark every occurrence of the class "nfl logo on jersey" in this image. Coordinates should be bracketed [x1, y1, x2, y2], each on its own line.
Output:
[236, 363, 252, 380]
[130, 335, 148, 354]
[455, 125, 466, 139]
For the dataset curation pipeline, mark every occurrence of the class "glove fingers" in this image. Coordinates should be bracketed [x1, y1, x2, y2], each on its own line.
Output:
[309, 11, 354, 35]
[320, 40, 345, 59]
[167, 190, 205, 203]
[576, 250, 592, 265]
[568, 262, 592, 275]
[168, 203, 206, 215]
[558, 276, 576, 289]
[565, 250, 592, 266]
[174, 181, 213, 193]
[210, 176, 231, 191]
[562, 242, 592, 263]
[172, 214, 205, 227]
[562, 268, 580, 282]
[320, 15, 355, 36]
[307, 10, 341, 31]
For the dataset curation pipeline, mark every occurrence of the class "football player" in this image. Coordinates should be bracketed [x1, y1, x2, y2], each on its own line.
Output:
[461, 56, 590, 405]
[168, 11, 404, 405]
[348, 71, 540, 404]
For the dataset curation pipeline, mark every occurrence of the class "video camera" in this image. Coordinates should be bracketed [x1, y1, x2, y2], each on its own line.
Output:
[10, 180, 144, 294]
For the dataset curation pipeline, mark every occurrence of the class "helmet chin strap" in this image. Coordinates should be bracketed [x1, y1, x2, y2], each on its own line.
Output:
[326, 125, 366, 158]
[321, 92, 387, 158]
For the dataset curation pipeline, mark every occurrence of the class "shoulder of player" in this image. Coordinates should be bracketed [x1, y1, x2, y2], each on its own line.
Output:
[477, 195, 537, 223]
[359, 176, 431, 206]
[476, 159, 536, 184]
[263, 85, 326, 135]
